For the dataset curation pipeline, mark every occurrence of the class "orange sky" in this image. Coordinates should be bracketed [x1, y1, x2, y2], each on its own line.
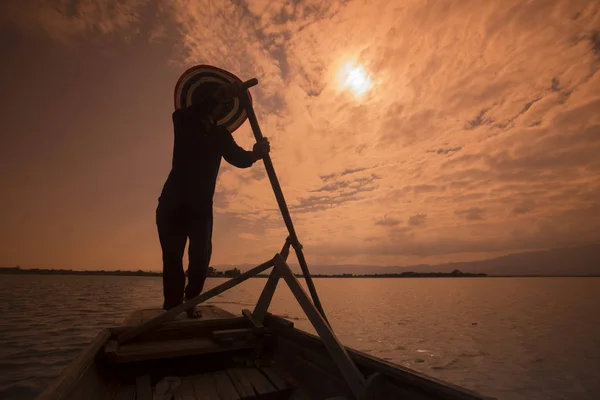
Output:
[1, 0, 599, 271]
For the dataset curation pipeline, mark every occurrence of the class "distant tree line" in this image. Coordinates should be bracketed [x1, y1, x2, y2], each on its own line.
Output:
[0, 265, 243, 278]
[2, 266, 484, 278]
[257, 270, 487, 278]
[0, 266, 162, 277]
[205, 267, 241, 278]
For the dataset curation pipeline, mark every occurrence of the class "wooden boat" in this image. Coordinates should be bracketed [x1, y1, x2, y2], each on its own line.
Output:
[35, 253, 497, 400]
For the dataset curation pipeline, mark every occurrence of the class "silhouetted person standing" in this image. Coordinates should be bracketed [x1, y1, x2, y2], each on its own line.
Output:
[157, 82, 270, 317]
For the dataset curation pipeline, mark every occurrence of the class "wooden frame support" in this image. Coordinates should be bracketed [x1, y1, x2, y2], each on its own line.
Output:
[252, 237, 291, 323]
[117, 259, 275, 344]
[253, 268, 280, 323]
[272, 254, 367, 399]
[280, 237, 292, 260]
[242, 309, 265, 332]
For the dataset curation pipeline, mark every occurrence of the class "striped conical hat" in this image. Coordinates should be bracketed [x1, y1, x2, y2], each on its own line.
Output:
[173, 65, 252, 133]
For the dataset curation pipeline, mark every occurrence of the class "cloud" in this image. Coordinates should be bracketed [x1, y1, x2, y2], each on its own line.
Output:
[512, 200, 536, 215]
[1, 0, 151, 43]
[5, 0, 600, 267]
[465, 109, 492, 130]
[455, 207, 485, 221]
[375, 217, 401, 227]
[408, 213, 427, 226]
[427, 147, 463, 155]
[203, 1, 600, 263]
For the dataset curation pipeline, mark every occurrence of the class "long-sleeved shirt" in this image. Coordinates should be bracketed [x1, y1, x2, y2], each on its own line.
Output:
[158, 101, 257, 210]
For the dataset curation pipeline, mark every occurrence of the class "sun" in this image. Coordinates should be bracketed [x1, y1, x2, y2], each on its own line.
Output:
[337, 62, 372, 97]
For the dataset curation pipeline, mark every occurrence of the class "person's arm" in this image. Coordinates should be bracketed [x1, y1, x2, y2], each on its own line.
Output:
[220, 128, 257, 169]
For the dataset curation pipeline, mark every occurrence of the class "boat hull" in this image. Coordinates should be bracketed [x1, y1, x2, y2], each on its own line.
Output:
[35, 306, 496, 400]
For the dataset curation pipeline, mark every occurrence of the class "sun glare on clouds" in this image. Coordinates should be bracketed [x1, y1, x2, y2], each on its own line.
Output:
[338, 62, 373, 97]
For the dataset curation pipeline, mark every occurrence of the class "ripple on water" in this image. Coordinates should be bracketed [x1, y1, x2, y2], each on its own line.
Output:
[458, 349, 489, 358]
[431, 357, 461, 370]
[208, 300, 256, 307]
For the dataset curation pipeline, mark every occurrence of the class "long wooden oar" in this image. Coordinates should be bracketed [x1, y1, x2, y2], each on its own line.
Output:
[239, 78, 329, 324]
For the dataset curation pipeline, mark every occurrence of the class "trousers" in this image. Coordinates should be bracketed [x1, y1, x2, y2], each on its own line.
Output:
[156, 202, 213, 310]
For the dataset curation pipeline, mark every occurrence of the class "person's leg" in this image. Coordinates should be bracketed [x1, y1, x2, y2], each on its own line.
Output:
[184, 208, 213, 318]
[156, 202, 188, 310]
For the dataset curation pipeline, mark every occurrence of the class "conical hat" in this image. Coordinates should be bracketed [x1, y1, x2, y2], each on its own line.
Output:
[173, 65, 252, 133]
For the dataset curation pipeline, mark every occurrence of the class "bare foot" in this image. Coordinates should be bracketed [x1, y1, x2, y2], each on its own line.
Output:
[185, 306, 203, 319]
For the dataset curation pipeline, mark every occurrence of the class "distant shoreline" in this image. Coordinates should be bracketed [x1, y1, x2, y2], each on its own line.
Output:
[1, 267, 598, 278]
[0, 268, 163, 277]
[0, 267, 484, 278]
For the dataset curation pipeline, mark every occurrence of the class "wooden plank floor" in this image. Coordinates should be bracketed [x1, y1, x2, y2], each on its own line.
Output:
[122, 305, 235, 325]
[109, 367, 300, 400]
[184, 368, 288, 399]
[108, 336, 256, 363]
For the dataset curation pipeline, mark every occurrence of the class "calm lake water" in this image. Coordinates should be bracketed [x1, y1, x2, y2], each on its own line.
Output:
[0, 275, 599, 400]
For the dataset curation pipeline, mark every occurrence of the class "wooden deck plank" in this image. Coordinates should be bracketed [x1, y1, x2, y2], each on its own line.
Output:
[289, 389, 312, 400]
[180, 378, 197, 400]
[213, 371, 241, 400]
[134, 305, 238, 323]
[227, 369, 255, 398]
[191, 374, 220, 400]
[135, 376, 152, 400]
[212, 328, 254, 341]
[109, 337, 255, 363]
[113, 384, 135, 400]
[238, 367, 278, 395]
[288, 388, 313, 400]
[104, 381, 118, 400]
[109, 316, 248, 343]
[260, 367, 289, 390]
[269, 365, 300, 387]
